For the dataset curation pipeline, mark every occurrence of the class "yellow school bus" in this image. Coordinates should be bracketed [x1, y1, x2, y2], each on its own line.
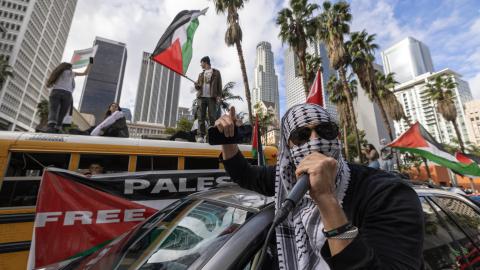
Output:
[0, 132, 277, 270]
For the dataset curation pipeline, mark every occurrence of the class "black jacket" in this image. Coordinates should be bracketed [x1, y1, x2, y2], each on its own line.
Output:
[222, 151, 424, 270]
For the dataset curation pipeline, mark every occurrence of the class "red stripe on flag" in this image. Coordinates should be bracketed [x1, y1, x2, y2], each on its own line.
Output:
[151, 38, 183, 75]
[456, 152, 473, 165]
[388, 122, 429, 148]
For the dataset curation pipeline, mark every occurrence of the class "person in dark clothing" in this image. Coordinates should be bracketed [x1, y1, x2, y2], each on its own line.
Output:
[90, 103, 129, 138]
[215, 104, 424, 269]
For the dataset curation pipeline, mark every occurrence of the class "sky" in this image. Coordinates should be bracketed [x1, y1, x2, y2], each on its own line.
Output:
[63, 0, 480, 119]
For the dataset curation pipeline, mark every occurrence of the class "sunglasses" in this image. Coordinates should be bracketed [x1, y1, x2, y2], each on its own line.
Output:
[288, 122, 339, 146]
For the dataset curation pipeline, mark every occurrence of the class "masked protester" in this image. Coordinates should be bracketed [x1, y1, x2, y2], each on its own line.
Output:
[216, 104, 424, 269]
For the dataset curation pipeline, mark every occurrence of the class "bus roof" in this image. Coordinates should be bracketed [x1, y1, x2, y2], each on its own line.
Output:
[0, 131, 258, 152]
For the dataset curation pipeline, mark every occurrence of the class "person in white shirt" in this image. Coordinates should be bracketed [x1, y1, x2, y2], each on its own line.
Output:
[194, 56, 222, 143]
[90, 103, 129, 137]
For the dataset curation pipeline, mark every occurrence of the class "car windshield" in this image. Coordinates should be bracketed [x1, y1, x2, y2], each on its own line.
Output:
[70, 198, 254, 270]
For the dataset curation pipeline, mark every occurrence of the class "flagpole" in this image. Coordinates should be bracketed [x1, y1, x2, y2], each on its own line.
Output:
[181, 74, 196, 83]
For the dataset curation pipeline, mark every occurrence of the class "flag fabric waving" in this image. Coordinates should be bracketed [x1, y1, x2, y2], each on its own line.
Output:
[151, 8, 207, 75]
[388, 122, 480, 177]
[70, 45, 97, 69]
[306, 69, 324, 106]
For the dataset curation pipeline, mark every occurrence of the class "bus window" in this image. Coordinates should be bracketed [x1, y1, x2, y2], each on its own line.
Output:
[184, 157, 219, 170]
[0, 179, 40, 207]
[136, 156, 178, 171]
[78, 154, 129, 174]
[5, 152, 71, 176]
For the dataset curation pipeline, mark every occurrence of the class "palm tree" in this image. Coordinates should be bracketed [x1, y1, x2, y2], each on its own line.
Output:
[424, 75, 464, 152]
[305, 52, 322, 87]
[317, 0, 363, 162]
[276, 0, 318, 96]
[36, 99, 49, 131]
[376, 72, 407, 124]
[327, 74, 357, 161]
[253, 102, 276, 145]
[212, 0, 253, 122]
[219, 81, 243, 112]
[0, 58, 13, 88]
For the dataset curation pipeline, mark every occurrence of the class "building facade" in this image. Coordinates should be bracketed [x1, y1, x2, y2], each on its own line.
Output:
[133, 52, 181, 127]
[464, 100, 480, 146]
[79, 36, 127, 125]
[252, 41, 280, 120]
[127, 122, 166, 139]
[177, 106, 193, 121]
[381, 37, 434, 84]
[284, 43, 338, 120]
[0, 0, 78, 131]
[393, 69, 473, 145]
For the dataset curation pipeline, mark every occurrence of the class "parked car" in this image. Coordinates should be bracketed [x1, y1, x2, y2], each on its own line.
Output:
[42, 183, 480, 270]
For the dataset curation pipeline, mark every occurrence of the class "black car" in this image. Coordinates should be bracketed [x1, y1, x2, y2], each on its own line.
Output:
[44, 183, 480, 270]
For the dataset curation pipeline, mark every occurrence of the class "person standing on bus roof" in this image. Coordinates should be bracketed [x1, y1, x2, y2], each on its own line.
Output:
[194, 56, 222, 143]
[45, 58, 93, 134]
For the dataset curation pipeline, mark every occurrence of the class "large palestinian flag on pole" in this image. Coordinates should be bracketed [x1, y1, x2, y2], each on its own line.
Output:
[388, 122, 480, 177]
[151, 8, 207, 75]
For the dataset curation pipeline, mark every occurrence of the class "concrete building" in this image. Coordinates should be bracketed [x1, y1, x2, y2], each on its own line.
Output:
[177, 107, 194, 121]
[254, 100, 279, 145]
[133, 52, 181, 128]
[464, 100, 480, 146]
[127, 122, 166, 139]
[354, 63, 393, 150]
[252, 41, 280, 121]
[0, 0, 78, 131]
[284, 42, 338, 120]
[392, 69, 473, 145]
[381, 37, 434, 84]
[79, 37, 127, 125]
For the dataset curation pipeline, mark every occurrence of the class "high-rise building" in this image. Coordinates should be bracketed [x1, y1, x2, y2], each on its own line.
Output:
[177, 107, 194, 121]
[133, 52, 181, 127]
[393, 68, 473, 145]
[464, 100, 480, 146]
[252, 42, 279, 120]
[79, 37, 127, 125]
[121, 107, 132, 122]
[381, 37, 434, 84]
[0, 0, 78, 131]
[284, 43, 338, 120]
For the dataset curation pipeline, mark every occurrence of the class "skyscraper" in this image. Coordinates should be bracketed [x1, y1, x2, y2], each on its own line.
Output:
[381, 37, 434, 84]
[133, 52, 181, 127]
[0, 0, 78, 131]
[464, 100, 480, 146]
[252, 42, 279, 120]
[79, 37, 127, 125]
[392, 68, 472, 145]
[285, 42, 338, 120]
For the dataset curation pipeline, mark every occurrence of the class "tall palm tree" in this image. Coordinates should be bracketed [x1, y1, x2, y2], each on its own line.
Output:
[327, 74, 357, 161]
[219, 81, 243, 112]
[424, 75, 464, 152]
[212, 0, 253, 122]
[317, 0, 363, 162]
[276, 0, 318, 96]
[0, 58, 13, 88]
[253, 102, 275, 145]
[305, 52, 322, 87]
[376, 72, 407, 124]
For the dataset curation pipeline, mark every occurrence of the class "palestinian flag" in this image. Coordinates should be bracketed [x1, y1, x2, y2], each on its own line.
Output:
[252, 115, 265, 166]
[151, 8, 207, 75]
[70, 45, 97, 69]
[389, 122, 480, 177]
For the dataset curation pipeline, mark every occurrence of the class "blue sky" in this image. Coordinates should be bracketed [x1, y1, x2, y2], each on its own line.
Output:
[64, 0, 480, 120]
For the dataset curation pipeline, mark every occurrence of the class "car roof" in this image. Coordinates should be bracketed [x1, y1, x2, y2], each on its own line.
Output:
[188, 183, 274, 213]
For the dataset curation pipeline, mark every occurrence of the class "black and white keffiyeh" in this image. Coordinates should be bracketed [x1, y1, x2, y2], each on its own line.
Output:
[274, 104, 351, 269]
